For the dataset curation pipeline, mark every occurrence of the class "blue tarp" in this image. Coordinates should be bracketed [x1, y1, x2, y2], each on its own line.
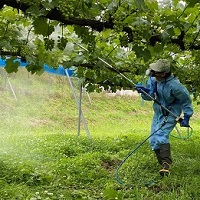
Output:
[43, 64, 74, 76]
[0, 58, 74, 77]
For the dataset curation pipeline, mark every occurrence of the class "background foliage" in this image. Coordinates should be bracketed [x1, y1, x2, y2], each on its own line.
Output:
[0, 0, 200, 99]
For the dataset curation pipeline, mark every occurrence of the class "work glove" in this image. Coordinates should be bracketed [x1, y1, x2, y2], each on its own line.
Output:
[180, 114, 190, 127]
[135, 83, 150, 94]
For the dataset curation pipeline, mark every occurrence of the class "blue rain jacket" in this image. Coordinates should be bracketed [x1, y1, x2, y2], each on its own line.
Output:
[141, 74, 193, 150]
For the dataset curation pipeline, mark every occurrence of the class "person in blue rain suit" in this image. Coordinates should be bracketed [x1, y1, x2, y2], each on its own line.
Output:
[135, 59, 193, 176]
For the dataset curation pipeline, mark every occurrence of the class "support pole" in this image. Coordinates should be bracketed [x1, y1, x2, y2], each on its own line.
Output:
[77, 83, 82, 137]
[7, 76, 17, 100]
[65, 69, 92, 140]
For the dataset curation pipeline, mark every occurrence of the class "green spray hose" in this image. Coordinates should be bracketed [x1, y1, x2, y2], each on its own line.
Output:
[158, 115, 193, 139]
[171, 126, 193, 139]
[115, 123, 165, 185]
[115, 122, 193, 185]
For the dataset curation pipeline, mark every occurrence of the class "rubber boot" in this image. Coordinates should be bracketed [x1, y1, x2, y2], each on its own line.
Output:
[154, 149, 162, 165]
[159, 143, 172, 177]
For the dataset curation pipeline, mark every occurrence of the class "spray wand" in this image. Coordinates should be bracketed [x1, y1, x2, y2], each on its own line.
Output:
[73, 41, 185, 122]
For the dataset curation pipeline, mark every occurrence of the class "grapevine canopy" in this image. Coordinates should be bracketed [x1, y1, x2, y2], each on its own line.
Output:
[0, 0, 200, 100]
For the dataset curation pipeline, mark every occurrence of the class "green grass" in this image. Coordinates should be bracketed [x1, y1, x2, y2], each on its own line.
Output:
[0, 69, 200, 199]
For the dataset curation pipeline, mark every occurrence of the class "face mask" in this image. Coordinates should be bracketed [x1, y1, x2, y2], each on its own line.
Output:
[146, 69, 164, 77]
[146, 69, 156, 77]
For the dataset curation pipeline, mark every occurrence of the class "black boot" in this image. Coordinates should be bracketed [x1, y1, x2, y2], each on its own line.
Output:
[159, 143, 172, 177]
[154, 149, 162, 165]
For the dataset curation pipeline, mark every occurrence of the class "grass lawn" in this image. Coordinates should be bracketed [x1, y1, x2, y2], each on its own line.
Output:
[0, 69, 200, 199]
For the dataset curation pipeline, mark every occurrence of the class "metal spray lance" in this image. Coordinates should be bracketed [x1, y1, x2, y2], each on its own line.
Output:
[73, 41, 184, 123]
